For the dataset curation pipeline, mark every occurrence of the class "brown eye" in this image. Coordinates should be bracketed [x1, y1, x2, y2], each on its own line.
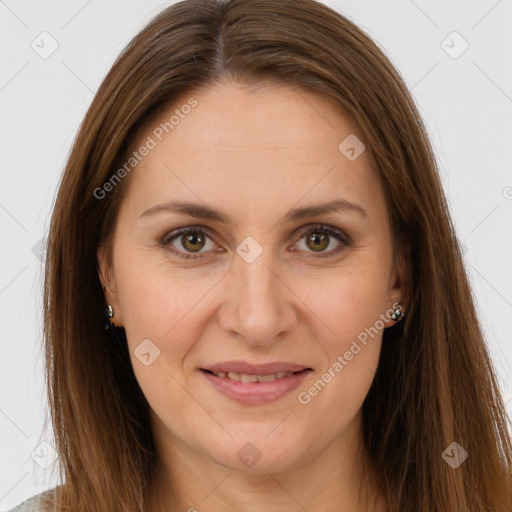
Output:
[294, 224, 351, 258]
[306, 231, 329, 252]
[161, 228, 216, 259]
[181, 231, 206, 252]
[161, 224, 351, 261]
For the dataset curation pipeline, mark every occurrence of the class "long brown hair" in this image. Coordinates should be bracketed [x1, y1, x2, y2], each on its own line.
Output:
[41, 0, 512, 510]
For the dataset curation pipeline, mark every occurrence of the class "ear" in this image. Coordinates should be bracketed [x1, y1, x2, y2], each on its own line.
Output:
[96, 245, 123, 327]
[385, 245, 410, 327]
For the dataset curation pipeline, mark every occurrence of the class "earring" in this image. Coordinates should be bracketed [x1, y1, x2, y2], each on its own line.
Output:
[104, 304, 115, 330]
[390, 303, 405, 322]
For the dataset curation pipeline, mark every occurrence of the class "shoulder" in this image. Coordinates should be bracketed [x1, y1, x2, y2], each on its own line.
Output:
[7, 488, 58, 512]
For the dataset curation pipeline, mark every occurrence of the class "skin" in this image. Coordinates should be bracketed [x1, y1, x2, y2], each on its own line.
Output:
[97, 80, 407, 512]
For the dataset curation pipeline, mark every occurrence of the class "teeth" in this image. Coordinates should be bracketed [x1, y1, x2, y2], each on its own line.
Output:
[257, 374, 277, 382]
[211, 371, 295, 382]
[240, 373, 258, 383]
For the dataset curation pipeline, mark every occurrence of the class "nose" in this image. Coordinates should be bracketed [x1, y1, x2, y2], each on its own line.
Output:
[217, 245, 298, 347]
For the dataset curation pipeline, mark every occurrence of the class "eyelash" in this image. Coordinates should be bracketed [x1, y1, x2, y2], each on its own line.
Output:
[159, 224, 351, 260]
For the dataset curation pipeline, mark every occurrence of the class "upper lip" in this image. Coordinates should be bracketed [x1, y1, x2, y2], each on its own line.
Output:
[201, 361, 311, 375]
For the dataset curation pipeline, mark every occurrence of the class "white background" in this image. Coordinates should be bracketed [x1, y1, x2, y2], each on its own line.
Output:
[1, 0, 511, 508]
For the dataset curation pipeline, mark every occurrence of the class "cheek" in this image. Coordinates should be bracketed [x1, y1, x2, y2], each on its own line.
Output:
[115, 260, 207, 419]
[114, 245, 209, 337]
[295, 263, 388, 411]
[296, 308, 382, 431]
[306, 258, 391, 342]
[113, 252, 227, 404]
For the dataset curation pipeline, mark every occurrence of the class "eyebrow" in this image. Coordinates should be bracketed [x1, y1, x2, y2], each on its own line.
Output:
[139, 199, 367, 224]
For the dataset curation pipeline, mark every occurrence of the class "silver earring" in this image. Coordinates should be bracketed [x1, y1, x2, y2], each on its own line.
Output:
[390, 303, 405, 321]
[104, 304, 114, 330]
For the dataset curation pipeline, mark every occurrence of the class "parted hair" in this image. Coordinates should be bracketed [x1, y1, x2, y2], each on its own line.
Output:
[41, 0, 512, 511]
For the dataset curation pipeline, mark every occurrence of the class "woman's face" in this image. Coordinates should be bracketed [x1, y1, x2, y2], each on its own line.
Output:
[98, 81, 404, 475]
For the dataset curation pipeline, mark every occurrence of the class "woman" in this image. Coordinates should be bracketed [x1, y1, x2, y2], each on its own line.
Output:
[10, 0, 512, 510]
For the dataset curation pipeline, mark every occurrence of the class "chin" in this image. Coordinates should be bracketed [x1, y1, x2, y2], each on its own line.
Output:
[203, 432, 308, 474]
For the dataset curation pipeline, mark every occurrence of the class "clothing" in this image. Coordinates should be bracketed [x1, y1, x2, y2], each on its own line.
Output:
[7, 488, 57, 512]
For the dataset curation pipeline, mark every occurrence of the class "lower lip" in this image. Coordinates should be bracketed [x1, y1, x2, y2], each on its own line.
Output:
[200, 369, 312, 405]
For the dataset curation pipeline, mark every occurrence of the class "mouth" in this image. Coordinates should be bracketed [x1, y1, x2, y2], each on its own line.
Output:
[199, 365, 313, 405]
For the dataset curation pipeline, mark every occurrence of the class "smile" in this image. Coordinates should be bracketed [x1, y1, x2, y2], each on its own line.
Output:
[200, 368, 312, 405]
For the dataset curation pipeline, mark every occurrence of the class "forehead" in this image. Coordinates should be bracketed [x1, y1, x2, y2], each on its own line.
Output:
[119, 81, 383, 226]
[161, 81, 358, 152]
